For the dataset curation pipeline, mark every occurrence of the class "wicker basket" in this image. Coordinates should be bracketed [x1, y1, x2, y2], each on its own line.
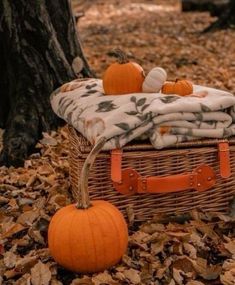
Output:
[68, 125, 235, 222]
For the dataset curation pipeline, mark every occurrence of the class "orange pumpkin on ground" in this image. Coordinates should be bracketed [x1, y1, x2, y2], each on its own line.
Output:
[48, 138, 128, 273]
[48, 200, 128, 273]
[103, 48, 145, 95]
[162, 79, 193, 96]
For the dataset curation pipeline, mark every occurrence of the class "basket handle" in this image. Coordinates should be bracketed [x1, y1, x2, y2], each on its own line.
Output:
[111, 149, 217, 195]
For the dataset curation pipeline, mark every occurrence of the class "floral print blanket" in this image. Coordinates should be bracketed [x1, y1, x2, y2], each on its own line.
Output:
[50, 78, 235, 150]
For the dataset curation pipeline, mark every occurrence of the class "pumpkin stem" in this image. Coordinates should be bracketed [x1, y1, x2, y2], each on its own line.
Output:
[76, 137, 107, 209]
[107, 48, 129, 64]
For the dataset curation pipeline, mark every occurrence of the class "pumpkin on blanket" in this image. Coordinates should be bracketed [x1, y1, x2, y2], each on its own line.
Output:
[103, 48, 145, 95]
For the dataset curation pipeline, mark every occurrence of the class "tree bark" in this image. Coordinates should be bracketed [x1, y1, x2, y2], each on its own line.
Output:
[203, 0, 235, 32]
[0, 0, 93, 166]
[182, 0, 229, 17]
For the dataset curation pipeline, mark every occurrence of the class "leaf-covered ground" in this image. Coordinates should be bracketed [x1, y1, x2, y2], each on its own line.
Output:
[1, 1, 235, 284]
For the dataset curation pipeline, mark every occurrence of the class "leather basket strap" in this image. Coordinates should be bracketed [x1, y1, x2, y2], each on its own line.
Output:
[218, 141, 231, 178]
[111, 149, 217, 195]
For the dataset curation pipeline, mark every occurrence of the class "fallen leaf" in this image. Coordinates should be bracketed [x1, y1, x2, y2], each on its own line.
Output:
[31, 261, 52, 285]
[220, 269, 235, 285]
[28, 228, 45, 245]
[40, 133, 58, 146]
[71, 277, 94, 285]
[222, 259, 235, 271]
[3, 251, 18, 269]
[123, 268, 141, 284]
[92, 271, 117, 285]
[173, 257, 195, 275]
[0, 196, 9, 204]
[1, 223, 26, 239]
[189, 231, 206, 249]
[17, 209, 40, 226]
[173, 268, 184, 285]
[186, 281, 205, 285]
[114, 271, 126, 282]
[26, 174, 38, 188]
[166, 231, 190, 239]
[122, 254, 139, 269]
[224, 239, 235, 255]
[183, 242, 197, 259]
[4, 256, 38, 279]
[190, 257, 222, 280]
[14, 273, 31, 285]
[190, 221, 220, 243]
[150, 233, 169, 255]
[169, 279, 176, 285]
[140, 223, 165, 234]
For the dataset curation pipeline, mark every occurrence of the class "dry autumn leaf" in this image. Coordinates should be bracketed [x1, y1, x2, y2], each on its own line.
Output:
[183, 243, 197, 259]
[39, 133, 58, 146]
[173, 268, 184, 285]
[30, 261, 52, 285]
[220, 269, 235, 285]
[123, 268, 141, 284]
[70, 277, 94, 285]
[1, 223, 26, 239]
[14, 273, 31, 285]
[3, 250, 18, 269]
[186, 281, 205, 285]
[92, 271, 117, 285]
[190, 258, 222, 280]
[50, 279, 63, 285]
[224, 239, 235, 256]
[17, 209, 40, 226]
[190, 221, 220, 244]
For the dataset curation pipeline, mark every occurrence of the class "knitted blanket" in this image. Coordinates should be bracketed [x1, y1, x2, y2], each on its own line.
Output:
[50, 78, 235, 149]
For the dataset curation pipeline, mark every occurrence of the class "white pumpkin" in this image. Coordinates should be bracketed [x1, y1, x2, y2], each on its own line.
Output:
[142, 67, 167, 93]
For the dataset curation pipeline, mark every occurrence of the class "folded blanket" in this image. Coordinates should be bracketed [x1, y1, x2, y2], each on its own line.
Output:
[50, 78, 235, 150]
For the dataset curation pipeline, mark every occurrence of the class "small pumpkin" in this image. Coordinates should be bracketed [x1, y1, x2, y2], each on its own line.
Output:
[142, 67, 167, 93]
[103, 49, 145, 95]
[161, 79, 193, 96]
[48, 138, 128, 273]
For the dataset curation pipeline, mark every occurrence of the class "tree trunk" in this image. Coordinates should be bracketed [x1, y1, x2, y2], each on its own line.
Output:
[182, 0, 229, 17]
[203, 0, 235, 32]
[0, 0, 93, 167]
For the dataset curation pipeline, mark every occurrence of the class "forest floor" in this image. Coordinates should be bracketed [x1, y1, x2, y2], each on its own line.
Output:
[1, 0, 235, 284]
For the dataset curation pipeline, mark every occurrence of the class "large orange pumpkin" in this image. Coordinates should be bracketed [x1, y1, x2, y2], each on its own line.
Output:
[103, 49, 145, 95]
[161, 79, 193, 96]
[48, 138, 128, 273]
[48, 201, 128, 273]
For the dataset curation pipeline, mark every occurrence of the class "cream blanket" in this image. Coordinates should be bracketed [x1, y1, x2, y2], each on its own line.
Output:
[50, 78, 235, 149]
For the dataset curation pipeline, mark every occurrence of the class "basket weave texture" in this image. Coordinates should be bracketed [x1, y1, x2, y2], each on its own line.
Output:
[68, 125, 235, 222]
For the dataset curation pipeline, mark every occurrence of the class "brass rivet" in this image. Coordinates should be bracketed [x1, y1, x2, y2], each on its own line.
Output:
[190, 182, 193, 186]
[207, 177, 211, 181]
[198, 169, 202, 173]
[190, 176, 193, 180]
[129, 186, 133, 191]
[118, 181, 122, 185]
[197, 183, 201, 187]
[129, 173, 134, 177]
